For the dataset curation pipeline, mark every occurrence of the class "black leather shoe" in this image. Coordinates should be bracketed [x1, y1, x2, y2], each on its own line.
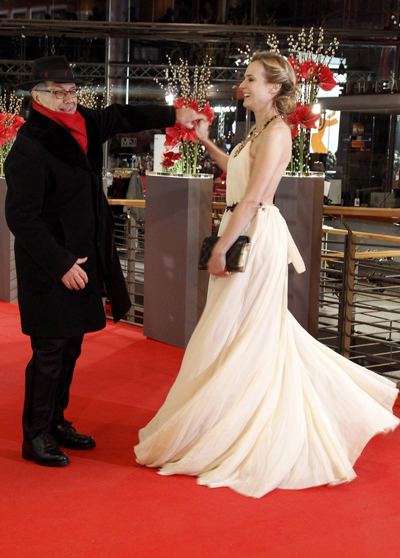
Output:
[22, 433, 69, 467]
[52, 420, 96, 450]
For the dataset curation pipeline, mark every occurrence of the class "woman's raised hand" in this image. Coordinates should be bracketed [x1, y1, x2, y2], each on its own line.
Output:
[194, 120, 210, 142]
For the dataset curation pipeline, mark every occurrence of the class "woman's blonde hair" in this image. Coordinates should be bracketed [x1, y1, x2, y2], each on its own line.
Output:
[250, 51, 298, 116]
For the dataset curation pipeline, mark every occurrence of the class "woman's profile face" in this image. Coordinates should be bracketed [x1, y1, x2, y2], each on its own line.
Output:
[239, 60, 278, 113]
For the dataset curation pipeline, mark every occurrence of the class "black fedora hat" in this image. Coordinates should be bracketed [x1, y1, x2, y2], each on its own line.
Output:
[18, 55, 86, 91]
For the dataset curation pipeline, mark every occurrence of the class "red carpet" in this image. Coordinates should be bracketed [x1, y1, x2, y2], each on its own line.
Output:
[0, 299, 399, 558]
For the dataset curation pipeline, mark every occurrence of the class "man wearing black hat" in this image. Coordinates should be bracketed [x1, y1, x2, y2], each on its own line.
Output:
[4, 56, 205, 467]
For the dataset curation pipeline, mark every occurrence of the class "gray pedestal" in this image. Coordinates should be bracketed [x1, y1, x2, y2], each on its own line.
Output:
[143, 173, 213, 349]
[275, 174, 324, 337]
[0, 177, 17, 303]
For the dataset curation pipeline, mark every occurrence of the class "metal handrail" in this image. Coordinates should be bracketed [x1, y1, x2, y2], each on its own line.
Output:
[110, 200, 400, 220]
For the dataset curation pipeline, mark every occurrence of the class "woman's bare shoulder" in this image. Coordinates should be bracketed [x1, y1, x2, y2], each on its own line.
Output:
[270, 117, 291, 134]
[260, 118, 291, 147]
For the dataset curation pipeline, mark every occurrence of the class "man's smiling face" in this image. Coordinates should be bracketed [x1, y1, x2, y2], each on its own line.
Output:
[32, 82, 78, 114]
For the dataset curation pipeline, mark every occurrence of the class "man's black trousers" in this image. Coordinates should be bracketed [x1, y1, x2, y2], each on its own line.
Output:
[23, 335, 84, 440]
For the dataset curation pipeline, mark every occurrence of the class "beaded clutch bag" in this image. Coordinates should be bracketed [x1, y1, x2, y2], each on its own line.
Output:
[198, 236, 251, 272]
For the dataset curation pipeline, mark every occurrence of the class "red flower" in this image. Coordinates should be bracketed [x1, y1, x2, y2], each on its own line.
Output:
[181, 125, 197, 142]
[291, 124, 300, 139]
[300, 59, 318, 81]
[174, 97, 186, 109]
[318, 65, 337, 91]
[165, 125, 182, 148]
[287, 120, 300, 138]
[199, 101, 216, 124]
[0, 126, 16, 141]
[296, 104, 320, 129]
[162, 150, 182, 169]
[287, 106, 300, 138]
[0, 112, 25, 145]
[187, 100, 199, 112]
[12, 114, 25, 129]
[167, 98, 215, 143]
[163, 158, 175, 169]
[164, 121, 199, 146]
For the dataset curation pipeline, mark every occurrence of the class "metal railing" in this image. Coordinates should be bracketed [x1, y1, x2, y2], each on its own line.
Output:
[110, 210, 145, 327]
[320, 221, 400, 380]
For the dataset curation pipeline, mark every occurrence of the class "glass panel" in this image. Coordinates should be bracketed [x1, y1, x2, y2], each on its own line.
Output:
[0, 0, 398, 26]
[225, 0, 251, 24]
[391, 117, 400, 207]
[337, 113, 391, 206]
[254, 0, 398, 29]
[311, 44, 397, 207]
[11, 9, 27, 19]
[1, 1, 108, 21]
[30, 8, 47, 20]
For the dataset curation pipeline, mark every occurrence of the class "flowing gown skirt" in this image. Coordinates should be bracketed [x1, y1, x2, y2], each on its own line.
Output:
[134, 206, 399, 498]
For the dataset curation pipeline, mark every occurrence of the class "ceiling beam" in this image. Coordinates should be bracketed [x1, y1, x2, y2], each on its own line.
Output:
[0, 19, 399, 45]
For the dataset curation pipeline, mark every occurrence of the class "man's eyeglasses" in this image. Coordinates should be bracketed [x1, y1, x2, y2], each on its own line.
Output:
[38, 89, 79, 100]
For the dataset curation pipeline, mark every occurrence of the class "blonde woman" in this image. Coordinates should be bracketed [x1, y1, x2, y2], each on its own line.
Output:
[135, 52, 399, 498]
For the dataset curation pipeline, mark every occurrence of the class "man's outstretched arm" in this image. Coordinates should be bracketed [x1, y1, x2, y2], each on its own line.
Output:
[87, 104, 207, 144]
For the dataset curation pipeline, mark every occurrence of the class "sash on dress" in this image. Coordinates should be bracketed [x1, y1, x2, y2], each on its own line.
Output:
[286, 225, 306, 274]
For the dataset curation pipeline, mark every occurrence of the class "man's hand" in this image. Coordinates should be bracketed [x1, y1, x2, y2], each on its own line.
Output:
[176, 108, 207, 129]
[61, 257, 89, 290]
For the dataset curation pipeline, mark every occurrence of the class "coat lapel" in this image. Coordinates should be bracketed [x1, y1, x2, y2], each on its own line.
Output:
[82, 107, 104, 175]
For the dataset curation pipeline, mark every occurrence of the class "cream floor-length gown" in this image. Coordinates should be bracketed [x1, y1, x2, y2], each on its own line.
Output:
[134, 141, 400, 498]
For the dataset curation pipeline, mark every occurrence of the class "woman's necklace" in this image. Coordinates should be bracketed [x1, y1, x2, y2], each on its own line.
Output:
[233, 114, 283, 158]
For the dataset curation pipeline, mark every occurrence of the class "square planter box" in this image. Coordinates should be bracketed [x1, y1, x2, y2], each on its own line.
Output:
[0, 177, 17, 303]
[275, 174, 324, 337]
[143, 173, 213, 349]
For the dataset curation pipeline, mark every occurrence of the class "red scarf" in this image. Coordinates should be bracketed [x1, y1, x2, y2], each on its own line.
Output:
[32, 100, 88, 155]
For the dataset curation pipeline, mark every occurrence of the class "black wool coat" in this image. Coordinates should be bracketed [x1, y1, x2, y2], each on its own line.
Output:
[5, 103, 175, 337]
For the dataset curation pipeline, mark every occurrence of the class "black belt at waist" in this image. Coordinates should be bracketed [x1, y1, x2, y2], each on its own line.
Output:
[225, 202, 266, 213]
[225, 203, 238, 212]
